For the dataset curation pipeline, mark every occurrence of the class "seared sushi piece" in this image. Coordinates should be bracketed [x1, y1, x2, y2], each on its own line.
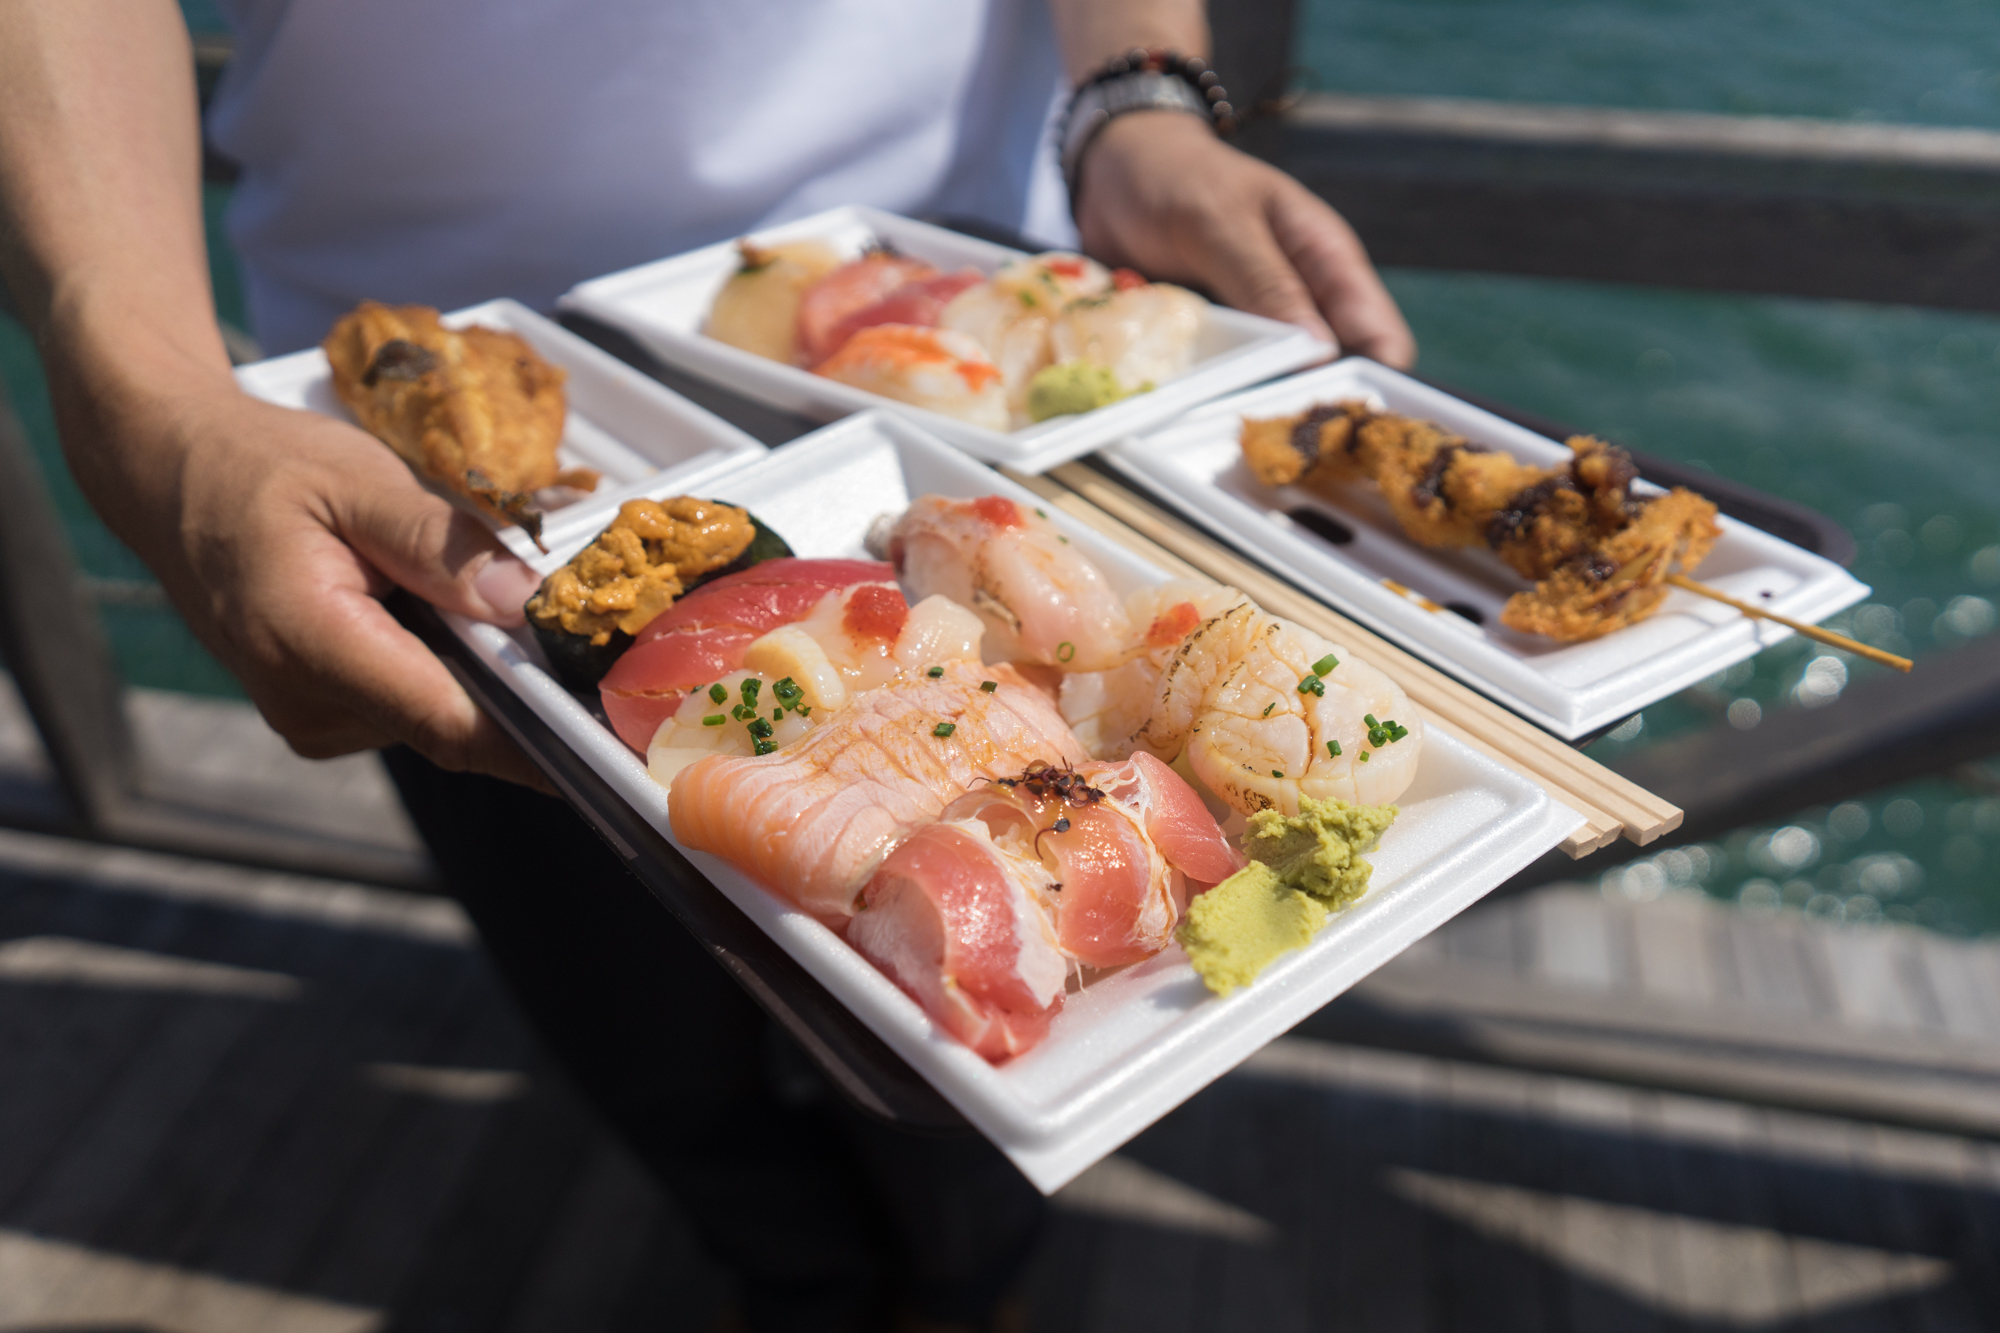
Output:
[667, 661, 1086, 921]
[524, 497, 785, 692]
[705, 239, 843, 364]
[323, 301, 584, 544]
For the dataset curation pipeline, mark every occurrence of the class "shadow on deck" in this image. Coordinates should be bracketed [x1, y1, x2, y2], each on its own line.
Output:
[1, 826, 1995, 1332]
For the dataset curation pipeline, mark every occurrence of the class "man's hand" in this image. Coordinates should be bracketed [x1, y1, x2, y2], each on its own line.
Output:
[59, 366, 552, 788]
[1071, 111, 1417, 369]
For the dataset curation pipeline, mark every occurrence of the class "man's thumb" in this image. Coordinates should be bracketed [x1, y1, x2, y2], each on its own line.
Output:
[336, 484, 540, 627]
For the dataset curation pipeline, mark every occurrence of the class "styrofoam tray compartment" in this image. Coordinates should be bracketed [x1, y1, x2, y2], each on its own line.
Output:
[233, 298, 767, 560]
[1104, 360, 1873, 740]
[442, 410, 1581, 1190]
[559, 205, 1332, 474]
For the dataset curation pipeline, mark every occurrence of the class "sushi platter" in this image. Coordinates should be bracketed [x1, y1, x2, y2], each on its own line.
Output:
[560, 205, 1332, 474]
[234, 298, 768, 561]
[1102, 360, 1873, 739]
[432, 410, 1585, 1192]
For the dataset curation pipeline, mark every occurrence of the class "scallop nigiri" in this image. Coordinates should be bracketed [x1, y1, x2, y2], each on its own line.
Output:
[848, 819, 1067, 1062]
[668, 662, 1087, 920]
[598, 558, 892, 752]
[1051, 283, 1206, 395]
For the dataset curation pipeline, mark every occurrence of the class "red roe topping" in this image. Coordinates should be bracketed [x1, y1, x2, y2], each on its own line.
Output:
[1046, 258, 1089, 280]
[968, 495, 1023, 528]
[1145, 601, 1203, 648]
[1111, 268, 1147, 292]
[843, 583, 910, 641]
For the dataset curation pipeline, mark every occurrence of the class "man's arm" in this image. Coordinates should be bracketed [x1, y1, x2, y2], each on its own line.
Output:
[0, 0, 545, 785]
[1046, 0, 1416, 367]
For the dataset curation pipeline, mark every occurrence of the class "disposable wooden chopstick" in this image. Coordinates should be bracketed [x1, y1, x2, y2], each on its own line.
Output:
[1022, 462, 1683, 855]
[1665, 573, 1913, 672]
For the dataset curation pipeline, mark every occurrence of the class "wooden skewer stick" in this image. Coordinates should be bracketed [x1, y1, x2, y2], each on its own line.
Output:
[1664, 574, 1912, 672]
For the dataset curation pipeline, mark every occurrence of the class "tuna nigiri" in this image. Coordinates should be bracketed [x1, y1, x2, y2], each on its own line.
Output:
[817, 270, 984, 364]
[668, 662, 1087, 920]
[848, 819, 1067, 1061]
[796, 251, 940, 366]
[598, 557, 891, 752]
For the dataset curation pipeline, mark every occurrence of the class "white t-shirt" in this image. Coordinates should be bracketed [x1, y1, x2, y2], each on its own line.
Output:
[206, 0, 1076, 353]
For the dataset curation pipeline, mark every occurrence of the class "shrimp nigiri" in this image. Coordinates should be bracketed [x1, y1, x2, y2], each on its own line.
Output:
[1137, 605, 1424, 814]
[813, 326, 1010, 430]
[886, 494, 1131, 671]
[848, 819, 1067, 1062]
[668, 662, 1086, 920]
[941, 751, 1238, 968]
[598, 558, 892, 752]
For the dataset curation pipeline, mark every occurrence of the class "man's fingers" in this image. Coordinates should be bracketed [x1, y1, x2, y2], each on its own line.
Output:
[327, 463, 540, 628]
[1269, 187, 1418, 369]
[1193, 212, 1337, 345]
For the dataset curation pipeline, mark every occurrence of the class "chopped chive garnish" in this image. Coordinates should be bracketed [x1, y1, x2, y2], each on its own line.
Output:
[702, 714, 726, 727]
[747, 717, 773, 740]
[1312, 654, 1339, 676]
[927, 665, 944, 677]
[753, 738, 777, 755]
[1327, 739, 1341, 757]
[1057, 641, 1075, 663]
[1058, 535, 1069, 544]
[1035, 507, 1047, 518]
[1359, 750, 1371, 763]
[933, 721, 957, 738]
[773, 708, 783, 721]
[709, 682, 728, 704]
[741, 678, 762, 705]
[1272, 769, 1284, 778]
[1298, 673, 1325, 696]
[1262, 701, 1276, 717]
[732, 704, 756, 721]
[980, 680, 998, 692]
[1364, 714, 1379, 728]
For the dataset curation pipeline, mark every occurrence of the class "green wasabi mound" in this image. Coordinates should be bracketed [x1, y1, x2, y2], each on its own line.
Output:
[1025, 361, 1127, 422]
[1178, 795, 1398, 997]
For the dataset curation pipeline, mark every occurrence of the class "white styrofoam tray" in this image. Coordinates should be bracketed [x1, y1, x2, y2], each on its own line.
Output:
[440, 409, 1582, 1191]
[1103, 360, 1873, 740]
[559, 205, 1333, 474]
[233, 298, 767, 561]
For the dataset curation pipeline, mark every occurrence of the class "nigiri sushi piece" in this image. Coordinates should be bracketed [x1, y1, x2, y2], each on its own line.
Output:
[813, 325, 1009, 431]
[1059, 579, 1252, 758]
[941, 750, 1238, 968]
[598, 557, 892, 752]
[887, 494, 1131, 671]
[939, 253, 1116, 415]
[668, 662, 1087, 920]
[705, 239, 844, 364]
[847, 819, 1067, 1062]
[1051, 283, 1206, 395]
[646, 590, 987, 783]
[818, 269, 985, 362]
[796, 250, 940, 366]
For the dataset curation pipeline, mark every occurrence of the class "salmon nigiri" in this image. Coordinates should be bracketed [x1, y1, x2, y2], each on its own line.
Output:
[940, 751, 1238, 969]
[598, 557, 892, 752]
[848, 819, 1068, 1062]
[668, 662, 1086, 920]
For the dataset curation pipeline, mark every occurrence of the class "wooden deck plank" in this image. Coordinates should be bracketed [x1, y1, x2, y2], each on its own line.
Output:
[1433, 1061, 1553, 1333]
[1628, 890, 1723, 1007]
[1547, 1078, 1671, 1333]
[1721, 909, 1834, 1021]
[1912, 933, 2000, 1042]
[1328, 1047, 1437, 1333]
[1525, 888, 1619, 993]
[1820, 926, 1929, 1033]
[1181, 1083, 1312, 1333]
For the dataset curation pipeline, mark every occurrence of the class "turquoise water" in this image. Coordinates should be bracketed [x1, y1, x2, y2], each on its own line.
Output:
[2, 2, 1995, 929]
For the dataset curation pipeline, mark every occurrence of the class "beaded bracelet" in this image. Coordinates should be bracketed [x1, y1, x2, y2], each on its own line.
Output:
[1059, 48, 1234, 201]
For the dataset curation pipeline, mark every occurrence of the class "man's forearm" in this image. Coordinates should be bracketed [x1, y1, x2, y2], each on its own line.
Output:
[0, 0, 229, 384]
[1047, 0, 1208, 86]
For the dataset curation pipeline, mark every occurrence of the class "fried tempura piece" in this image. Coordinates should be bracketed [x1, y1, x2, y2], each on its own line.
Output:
[1239, 403, 1721, 641]
[1240, 399, 1371, 486]
[324, 301, 584, 546]
[1500, 489, 1722, 640]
